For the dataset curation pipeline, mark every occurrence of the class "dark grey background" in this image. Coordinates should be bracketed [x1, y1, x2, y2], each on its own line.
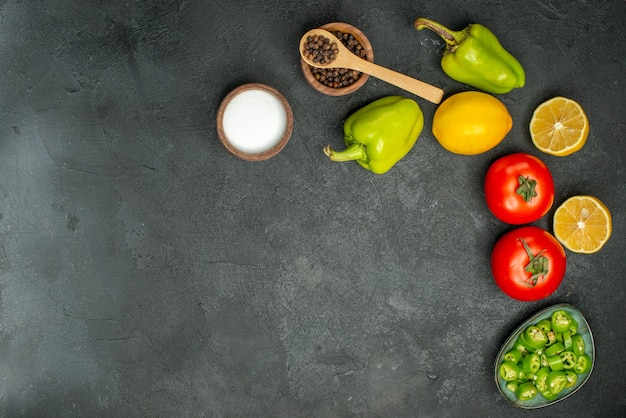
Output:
[0, 0, 624, 417]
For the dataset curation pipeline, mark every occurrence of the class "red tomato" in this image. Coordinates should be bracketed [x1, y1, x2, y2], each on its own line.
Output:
[491, 226, 566, 301]
[484, 153, 555, 224]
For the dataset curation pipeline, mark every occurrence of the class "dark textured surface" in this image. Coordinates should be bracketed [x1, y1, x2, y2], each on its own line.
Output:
[0, 1, 624, 417]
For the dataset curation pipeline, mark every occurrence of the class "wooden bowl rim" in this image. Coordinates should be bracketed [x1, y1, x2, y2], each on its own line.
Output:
[299, 22, 374, 97]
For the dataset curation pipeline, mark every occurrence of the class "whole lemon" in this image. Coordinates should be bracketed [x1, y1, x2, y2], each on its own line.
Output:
[432, 91, 512, 155]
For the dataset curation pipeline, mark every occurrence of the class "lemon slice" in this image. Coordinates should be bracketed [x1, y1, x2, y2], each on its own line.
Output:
[530, 97, 589, 156]
[553, 195, 612, 254]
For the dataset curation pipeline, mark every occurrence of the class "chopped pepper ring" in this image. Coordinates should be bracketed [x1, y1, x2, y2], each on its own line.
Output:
[563, 331, 573, 349]
[516, 381, 538, 401]
[547, 355, 564, 371]
[564, 371, 578, 388]
[522, 352, 541, 374]
[536, 319, 552, 333]
[573, 354, 592, 374]
[504, 349, 523, 364]
[544, 342, 566, 357]
[534, 367, 550, 393]
[572, 334, 586, 356]
[559, 351, 578, 369]
[500, 361, 523, 381]
[551, 310, 573, 333]
[524, 326, 548, 349]
[546, 370, 568, 395]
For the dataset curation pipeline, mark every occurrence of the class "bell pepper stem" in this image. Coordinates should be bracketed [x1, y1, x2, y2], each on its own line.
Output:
[323, 143, 368, 162]
[414, 17, 467, 48]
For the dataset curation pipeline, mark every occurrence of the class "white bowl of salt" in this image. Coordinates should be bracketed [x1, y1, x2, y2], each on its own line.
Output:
[217, 83, 294, 161]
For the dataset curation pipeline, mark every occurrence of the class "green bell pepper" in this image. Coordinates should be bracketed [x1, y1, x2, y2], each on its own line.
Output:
[414, 18, 525, 94]
[323, 96, 424, 174]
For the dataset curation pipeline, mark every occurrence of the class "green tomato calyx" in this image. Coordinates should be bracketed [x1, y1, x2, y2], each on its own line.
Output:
[516, 176, 538, 203]
[519, 238, 549, 286]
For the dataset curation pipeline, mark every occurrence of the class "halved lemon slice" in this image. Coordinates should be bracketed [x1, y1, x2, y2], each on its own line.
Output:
[553, 195, 612, 254]
[530, 96, 589, 156]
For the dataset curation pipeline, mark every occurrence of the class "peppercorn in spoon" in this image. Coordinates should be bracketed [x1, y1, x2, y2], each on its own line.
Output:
[300, 28, 444, 104]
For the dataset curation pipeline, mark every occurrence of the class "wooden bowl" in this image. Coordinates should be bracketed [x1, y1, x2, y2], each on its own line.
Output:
[300, 22, 374, 96]
[216, 83, 293, 161]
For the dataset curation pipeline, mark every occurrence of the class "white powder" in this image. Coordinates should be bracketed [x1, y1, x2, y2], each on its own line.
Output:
[222, 89, 288, 154]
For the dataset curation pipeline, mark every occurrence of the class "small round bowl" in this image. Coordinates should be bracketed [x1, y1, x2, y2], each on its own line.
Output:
[216, 83, 293, 161]
[300, 22, 374, 96]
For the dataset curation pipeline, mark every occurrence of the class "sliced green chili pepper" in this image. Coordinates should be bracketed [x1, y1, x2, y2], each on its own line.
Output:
[569, 318, 579, 335]
[506, 379, 523, 393]
[515, 334, 537, 353]
[559, 351, 577, 369]
[544, 342, 565, 357]
[536, 319, 552, 333]
[571, 334, 585, 356]
[551, 310, 573, 333]
[546, 370, 568, 395]
[499, 361, 523, 381]
[516, 381, 538, 401]
[524, 326, 548, 349]
[324, 96, 424, 174]
[539, 389, 559, 401]
[573, 354, 592, 374]
[522, 353, 541, 375]
[545, 330, 556, 347]
[504, 349, 523, 364]
[413, 18, 525, 94]
[564, 371, 578, 388]
[534, 367, 550, 393]
[547, 355, 564, 371]
[563, 331, 573, 349]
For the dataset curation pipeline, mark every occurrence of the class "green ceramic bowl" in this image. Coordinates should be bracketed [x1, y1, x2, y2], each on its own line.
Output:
[494, 304, 595, 408]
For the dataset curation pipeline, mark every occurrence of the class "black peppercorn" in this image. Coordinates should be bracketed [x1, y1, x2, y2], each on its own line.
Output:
[304, 30, 367, 89]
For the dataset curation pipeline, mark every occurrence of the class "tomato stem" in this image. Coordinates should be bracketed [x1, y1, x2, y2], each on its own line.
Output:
[519, 238, 549, 286]
[516, 176, 538, 203]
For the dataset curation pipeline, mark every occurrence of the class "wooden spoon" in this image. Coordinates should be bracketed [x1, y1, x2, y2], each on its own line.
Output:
[300, 28, 444, 104]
